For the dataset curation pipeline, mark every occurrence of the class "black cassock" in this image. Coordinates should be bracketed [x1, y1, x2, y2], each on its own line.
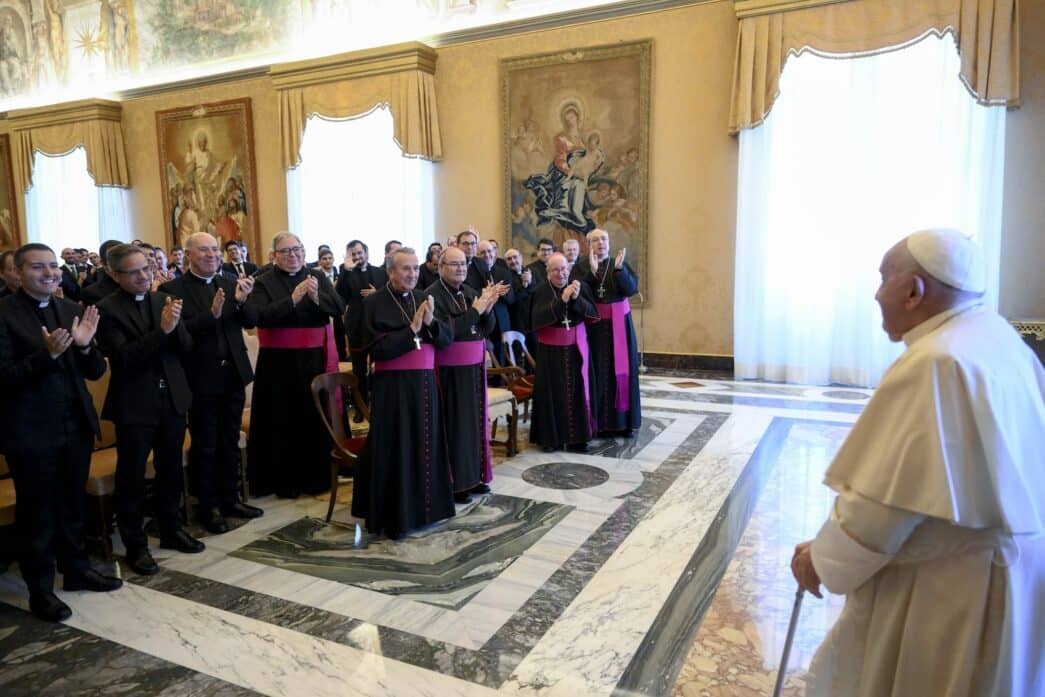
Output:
[569, 258, 642, 432]
[529, 281, 600, 449]
[351, 287, 455, 537]
[425, 279, 497, 493]
[246, 268, 345, 498]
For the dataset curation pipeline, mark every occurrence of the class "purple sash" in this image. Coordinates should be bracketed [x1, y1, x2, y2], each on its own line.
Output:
[537, 324, 595, 434]
[436, 339, 492, 483]
[373, 343, 435, 372]
[596, 301, 632, 410]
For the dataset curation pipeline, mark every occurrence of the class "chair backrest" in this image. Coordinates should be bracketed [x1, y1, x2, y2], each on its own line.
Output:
[309, 371, 371, 449]
[502, 330, 536, 370]
[243, 330, 259, 406]
[86, 359, 117, 449]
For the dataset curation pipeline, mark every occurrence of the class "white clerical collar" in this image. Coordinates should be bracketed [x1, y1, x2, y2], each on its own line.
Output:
[189, 270, 215, 284]
[38, 299, 50, 308]
[134, 293, 145, 301]
[902, 299, 983, 347]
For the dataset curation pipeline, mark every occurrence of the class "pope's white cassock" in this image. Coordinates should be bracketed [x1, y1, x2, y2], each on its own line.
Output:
[805, 241, 1045, 696]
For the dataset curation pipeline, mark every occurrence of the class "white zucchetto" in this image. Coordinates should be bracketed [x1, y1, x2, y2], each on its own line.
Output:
[905, 228, 985, 293]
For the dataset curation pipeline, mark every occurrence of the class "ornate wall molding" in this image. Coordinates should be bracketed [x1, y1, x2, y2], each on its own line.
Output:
[734, 0, 854, 18]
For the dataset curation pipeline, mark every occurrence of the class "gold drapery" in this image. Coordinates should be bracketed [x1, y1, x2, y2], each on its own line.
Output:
[8, 99, 130, 192]
[730, 0, 1020, 133]
[271, 41, 443, 169]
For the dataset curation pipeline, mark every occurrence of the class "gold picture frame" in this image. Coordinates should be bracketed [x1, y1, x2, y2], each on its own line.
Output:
[0, 133, 21, 249]
[502, 40, 651, 300]
[155, 98, 260, 258]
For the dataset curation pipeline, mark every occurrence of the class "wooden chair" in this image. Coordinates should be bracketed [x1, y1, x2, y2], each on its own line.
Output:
[497, 330, 536, 422]
[310, 371, 370, 523]
[485, 350, 523, 457]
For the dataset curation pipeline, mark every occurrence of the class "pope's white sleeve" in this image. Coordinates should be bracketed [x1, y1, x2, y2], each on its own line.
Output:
[810, 488, 925, 595]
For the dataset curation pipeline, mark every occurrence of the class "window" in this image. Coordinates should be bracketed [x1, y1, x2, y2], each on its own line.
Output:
[24, 146, 132, 252]
[733, 34, 1005, 387]
[286, 105, 434, 264]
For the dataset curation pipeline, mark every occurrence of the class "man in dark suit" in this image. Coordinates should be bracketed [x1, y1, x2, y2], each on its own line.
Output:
[221, 240, 258, 278]
[81, 240, 123, 305]
[97, 244, 203, 576]
[459, 231, 514, 365]
[161, 233, 263, 534]
[0, 250, 20, 298]
[58, 247, 82, 302]
[0, 243, 121, 622]
[487, 239, 509, 271]
[335, 240, 386, 418]
[526, 237, 555, 286]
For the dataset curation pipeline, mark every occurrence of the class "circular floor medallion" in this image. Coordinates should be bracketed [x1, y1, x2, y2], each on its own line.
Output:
[522, 463, 610, 490]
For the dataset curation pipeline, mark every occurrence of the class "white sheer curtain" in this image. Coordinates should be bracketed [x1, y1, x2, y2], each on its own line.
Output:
[24, 146, 131, 251]
[286, 105, 434, 263]
[734, 34, 1005, 387]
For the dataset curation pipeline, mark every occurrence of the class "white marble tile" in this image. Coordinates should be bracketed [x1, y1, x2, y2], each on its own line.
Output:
[0, 573, 498, 697]
[502, 412, 775, 696]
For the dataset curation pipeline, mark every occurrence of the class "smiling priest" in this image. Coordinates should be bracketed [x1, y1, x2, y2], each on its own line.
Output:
[351, 248, 455, 539]
[791, 229, 1045, 697]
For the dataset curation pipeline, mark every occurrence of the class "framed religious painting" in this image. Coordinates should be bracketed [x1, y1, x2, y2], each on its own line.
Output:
[0, 133, 20, 248]
[155, 98, 260, 258]
[502, 40, 651, 300]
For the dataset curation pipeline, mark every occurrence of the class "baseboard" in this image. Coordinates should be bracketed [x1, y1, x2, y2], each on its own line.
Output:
[641, 352, 734, 373]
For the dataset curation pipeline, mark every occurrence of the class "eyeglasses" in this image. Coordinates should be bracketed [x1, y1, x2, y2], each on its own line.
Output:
[442, 261, 467, 268]
[275, 246, 305, 256]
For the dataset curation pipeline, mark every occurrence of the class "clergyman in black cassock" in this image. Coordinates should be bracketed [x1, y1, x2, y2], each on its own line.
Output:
[425, 247, 498, 503]
[335, 240, 387, 411]
[569, 231, 642, 435]
[463, 240, 515, 366]
[247, 233, 345, 498]
[0, 244, 121, 622]
[161, 232, 263, 534]
[96, 244, 202, 574]
[351, 248, 454, 539]
[529, 253, 600, 452]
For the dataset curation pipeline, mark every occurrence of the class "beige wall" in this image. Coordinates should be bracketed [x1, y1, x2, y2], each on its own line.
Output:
[120, 77, 286, 259]
[6, 0, 1042, 355]
[434, 1, 739, 355]
[999, 0, 1045, 320]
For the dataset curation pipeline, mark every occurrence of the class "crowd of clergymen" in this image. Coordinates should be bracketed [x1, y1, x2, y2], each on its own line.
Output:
[0, 227, 641, 623]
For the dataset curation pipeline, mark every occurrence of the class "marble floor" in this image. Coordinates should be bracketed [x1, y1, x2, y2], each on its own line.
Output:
[0, 374, 869, 696]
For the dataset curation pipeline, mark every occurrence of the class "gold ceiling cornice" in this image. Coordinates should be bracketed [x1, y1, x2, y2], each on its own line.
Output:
[269, 41, 438, 91]
[734, 0, 854, 18]
[7, 98, 123, 131]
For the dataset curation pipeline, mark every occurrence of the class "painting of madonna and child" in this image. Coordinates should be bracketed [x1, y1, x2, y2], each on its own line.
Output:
[502, 40, 650, 296]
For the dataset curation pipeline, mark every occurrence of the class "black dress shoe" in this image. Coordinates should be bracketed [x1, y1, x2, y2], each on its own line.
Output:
[566, 442, 589, 453]
[541, 445, 559, 453]
[124, 547, 159, 576]
[159, 528, 206, 554]
[453, 492, 472, 504]
[29, 592, 71, 622]
[198, 508, 230, 534]
[221, 501, 264, 519]
[64, 568, 123, 592]
[471, 483, 491, 494]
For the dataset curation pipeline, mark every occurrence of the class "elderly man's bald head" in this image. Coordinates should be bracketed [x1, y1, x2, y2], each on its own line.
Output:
[185, 232, 217, 251]
[185, 232, 222, 276]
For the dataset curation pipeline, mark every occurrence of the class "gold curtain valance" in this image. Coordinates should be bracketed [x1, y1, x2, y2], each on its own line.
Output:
[270, 41, 443, 169]
[730, 0, 1020, 133]
[7, 98, 130, 192]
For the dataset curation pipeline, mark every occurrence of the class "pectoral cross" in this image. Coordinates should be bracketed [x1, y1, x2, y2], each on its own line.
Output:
[596, 287, 606, 299]
[470, 325, 477, 335]
[413, 335, 422, 351]
[562, 315, 572, 330]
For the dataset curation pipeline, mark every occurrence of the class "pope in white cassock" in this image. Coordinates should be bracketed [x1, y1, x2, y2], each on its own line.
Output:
[791, 228, 1045, 697]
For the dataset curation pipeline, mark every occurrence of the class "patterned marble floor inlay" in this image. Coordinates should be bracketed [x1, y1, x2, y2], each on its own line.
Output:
[230, 495, 573, 610]
[0, 372, 872, 697]
[521, 463, 610, 490]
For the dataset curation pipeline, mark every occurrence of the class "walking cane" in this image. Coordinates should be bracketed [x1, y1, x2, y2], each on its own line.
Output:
[772, 586, 805, 697]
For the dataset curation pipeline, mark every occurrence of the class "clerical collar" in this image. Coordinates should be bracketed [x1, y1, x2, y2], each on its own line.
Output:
[189, 270, 215, 284]
[902, 299, 984, 347]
